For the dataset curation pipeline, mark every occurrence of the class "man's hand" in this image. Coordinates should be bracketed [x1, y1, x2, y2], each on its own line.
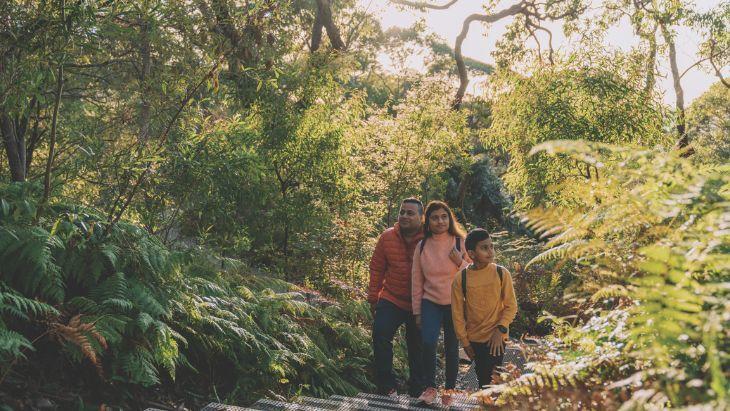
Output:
[488, 329, 505, 356]
[415, 314, 421, 329]
[448, 247, 463, 266]
[464, 344, 475, 360]
[369, 303, 376, 318]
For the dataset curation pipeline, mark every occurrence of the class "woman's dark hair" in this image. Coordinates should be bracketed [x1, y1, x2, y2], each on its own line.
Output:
[465, 228, 491, 251]
[423, 200, 466, 240]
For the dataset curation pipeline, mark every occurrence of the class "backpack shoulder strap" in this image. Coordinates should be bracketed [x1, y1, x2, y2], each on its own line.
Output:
[461, 267, 468, 322]
[461, 267, 467, 300]
[496, 265, 504, 299]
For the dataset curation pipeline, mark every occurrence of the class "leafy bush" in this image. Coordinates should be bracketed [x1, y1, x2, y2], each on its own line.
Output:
[490, 141, 729, 409]
[0, 183, 373, 408]
[490, 231, 574, 337]
[484, 66, 667, 210]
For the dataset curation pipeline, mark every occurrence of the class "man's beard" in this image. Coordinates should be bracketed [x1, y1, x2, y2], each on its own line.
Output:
[400, 223, 421, 236]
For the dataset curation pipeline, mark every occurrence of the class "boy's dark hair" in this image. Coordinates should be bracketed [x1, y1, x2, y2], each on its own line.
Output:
[465, 228, 491, 251]
[402, 197, 424, 215]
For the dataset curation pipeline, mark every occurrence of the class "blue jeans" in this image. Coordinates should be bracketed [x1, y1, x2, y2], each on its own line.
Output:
[372, 299, 424, 396]
[421, 298, 459, 389]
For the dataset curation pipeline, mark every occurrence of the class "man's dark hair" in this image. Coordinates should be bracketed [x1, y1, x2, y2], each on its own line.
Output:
[465, 228, 491, 251]
[402, 197, 424, 215]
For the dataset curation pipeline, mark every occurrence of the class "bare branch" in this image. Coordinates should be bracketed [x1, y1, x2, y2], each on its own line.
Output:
[708, 40, 730, 88]
[315, 0, 346, 51]
[527, 20, 555, 65]
[42, 63, 63, 205]
[390, 0, 460, 10]
[106, 55, 226, 230]
[453, 2, 527, 108]
[709, 55, 730, 88]
[42, 0, 67, 205]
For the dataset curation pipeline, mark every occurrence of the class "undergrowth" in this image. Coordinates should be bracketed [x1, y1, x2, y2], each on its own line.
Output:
[0, 183, 373, 409]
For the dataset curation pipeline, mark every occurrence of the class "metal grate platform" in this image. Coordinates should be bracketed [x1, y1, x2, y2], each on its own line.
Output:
[198, 342, 527, 410]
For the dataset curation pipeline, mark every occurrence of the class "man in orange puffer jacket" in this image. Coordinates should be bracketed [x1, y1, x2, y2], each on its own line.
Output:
[368, 197, 425, 397]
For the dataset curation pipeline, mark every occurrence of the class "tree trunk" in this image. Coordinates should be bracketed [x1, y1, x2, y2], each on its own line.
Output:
[42, 62, 64, 203]
[310, 6, 324, 51]
[453, 3, 525, 108]
[661, 24, 688, 150]
[643, 28, 657, 94]
[1, 111, 28, 182]
[314, 0, 346, 51]
[137, 20, 152, 146]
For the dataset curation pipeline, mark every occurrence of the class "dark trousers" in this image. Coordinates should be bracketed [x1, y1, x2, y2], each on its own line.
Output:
[421, 299, 459, 389]
[471, 341, 504, 388]
[372, 299, 424, 396]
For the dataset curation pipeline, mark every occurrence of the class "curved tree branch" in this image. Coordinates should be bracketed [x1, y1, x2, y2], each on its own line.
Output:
[708, 40, 730, 88]
[453, 2, 527, 108]
[527, 20, 555, 65]
[391, 0, 460, 10]
[678, 39, 729, 80]
[709, 55, 730, 88]
[315, 0, 346, 51]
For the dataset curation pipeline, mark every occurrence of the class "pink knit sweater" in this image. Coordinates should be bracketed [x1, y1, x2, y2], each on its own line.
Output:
[411, 232, 470, 315]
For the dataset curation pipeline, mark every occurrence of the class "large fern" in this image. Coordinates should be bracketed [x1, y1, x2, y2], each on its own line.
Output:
[1, 183, 375, 406]
[504, 141, 730, 408]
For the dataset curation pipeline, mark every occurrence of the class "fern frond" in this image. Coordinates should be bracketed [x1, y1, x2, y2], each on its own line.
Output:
[590, 284, 629, 303]
[0, 282, 59, 319]
[526, 240, 586, 268]
[49, 314, 107, 377]
[127, 281, 167, 318]
[89, 272, 128, 303]
[0, 328, 34, 360]
[100, 244, 120, 270]
[120, 348, 160, 386]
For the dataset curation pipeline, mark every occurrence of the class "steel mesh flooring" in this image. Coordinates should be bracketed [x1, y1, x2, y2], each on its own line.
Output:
[151, 343, 527, 410]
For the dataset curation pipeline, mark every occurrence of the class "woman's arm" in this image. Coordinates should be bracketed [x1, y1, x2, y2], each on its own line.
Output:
[411, 242, 425, 315]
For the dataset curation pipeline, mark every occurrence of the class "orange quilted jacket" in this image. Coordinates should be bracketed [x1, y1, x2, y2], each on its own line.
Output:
[368, 223, 424, 311]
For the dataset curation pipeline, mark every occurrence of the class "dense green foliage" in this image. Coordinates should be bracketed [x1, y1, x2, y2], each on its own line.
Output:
[485, 65, 667, 209]
[687, 82, 730, 163]
[0, 183, 373, 408]
[492, 142, 729, 409]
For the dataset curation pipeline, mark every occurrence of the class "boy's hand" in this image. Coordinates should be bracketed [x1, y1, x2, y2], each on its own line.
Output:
[488, 329, 505, 356]
[448, 247, 463, 266]
[464, 345, 475, 360]
[415, 314, 421, 328]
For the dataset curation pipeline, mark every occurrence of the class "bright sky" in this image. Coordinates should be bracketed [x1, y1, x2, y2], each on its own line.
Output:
[360, 0, 727, 104]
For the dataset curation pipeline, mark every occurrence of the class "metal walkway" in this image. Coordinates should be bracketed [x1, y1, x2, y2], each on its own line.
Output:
[144, 344, 526, 410]
[199, 391, 482, 410]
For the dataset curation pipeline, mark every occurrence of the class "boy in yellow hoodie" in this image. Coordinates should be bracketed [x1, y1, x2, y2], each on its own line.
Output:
[451, 228, 518, 388]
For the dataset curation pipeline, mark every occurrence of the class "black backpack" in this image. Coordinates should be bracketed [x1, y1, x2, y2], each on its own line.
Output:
[460, 265, 504, 321]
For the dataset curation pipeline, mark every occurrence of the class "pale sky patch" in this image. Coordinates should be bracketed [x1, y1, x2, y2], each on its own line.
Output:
[360, 0, 727, 104]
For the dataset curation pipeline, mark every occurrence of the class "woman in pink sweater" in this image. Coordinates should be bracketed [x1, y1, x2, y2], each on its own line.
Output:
[412, 201, 469, 405]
